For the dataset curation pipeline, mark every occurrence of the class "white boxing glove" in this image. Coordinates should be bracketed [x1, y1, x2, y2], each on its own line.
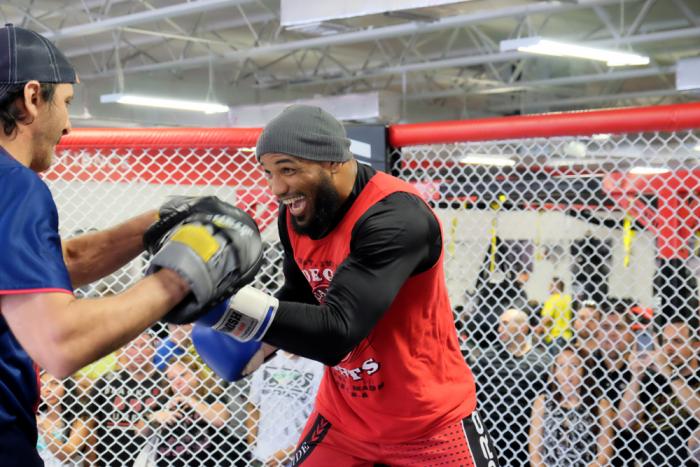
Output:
[196, 285, 279, 342]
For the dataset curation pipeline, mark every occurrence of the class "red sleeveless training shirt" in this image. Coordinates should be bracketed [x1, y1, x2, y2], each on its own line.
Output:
[286, 171, 476, 443]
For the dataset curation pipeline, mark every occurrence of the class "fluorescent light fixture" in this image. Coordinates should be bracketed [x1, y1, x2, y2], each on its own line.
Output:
[459, 155, 515, 167]
[100, 93, 229, 114]
[547, 158, 602, 168]
[630, 166, 670, 175]
[500, 37, 650, 67]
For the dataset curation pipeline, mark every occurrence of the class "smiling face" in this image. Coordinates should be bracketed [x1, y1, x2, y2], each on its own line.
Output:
[261, 153, 343, 237]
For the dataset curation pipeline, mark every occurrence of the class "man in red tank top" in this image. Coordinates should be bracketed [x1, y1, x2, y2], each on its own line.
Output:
[204, 105, 498, 466]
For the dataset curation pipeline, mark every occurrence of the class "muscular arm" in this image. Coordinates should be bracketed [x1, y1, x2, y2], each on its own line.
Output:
[1, 269, 188, 378]
[264, 193, 441, 365]
[62, 211, 156, 288]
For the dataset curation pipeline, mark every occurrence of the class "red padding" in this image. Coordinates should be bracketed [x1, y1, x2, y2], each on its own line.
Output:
[389, 102, 700, 147]
[58, 127, 263, 149]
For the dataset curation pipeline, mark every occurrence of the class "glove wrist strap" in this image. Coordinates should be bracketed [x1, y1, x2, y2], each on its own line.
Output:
[212, 286, 279, 341]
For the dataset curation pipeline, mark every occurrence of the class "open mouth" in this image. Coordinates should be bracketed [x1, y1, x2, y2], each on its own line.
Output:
[282, 195, 307, 217]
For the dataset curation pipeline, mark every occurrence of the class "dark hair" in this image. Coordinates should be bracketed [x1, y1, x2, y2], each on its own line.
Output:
[598, 297, 635, 326]
[661, 316, 699, 343]
[547, 346, 602, 436]
[0, 82, 57, 136]
[37, 376, 84, 425]
[551, 277, 564, 292]
[574, 299, 602, 320]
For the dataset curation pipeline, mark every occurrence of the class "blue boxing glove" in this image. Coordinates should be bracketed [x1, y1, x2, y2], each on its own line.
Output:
[192, 300, 278, 381]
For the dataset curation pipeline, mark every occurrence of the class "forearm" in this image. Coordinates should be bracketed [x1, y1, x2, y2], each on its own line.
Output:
[43, 432, 71, 461]
[618, 377, 643, 428]
[265, 249, 422, 364]
[57, 271, 186, 375]
[3, 269, 188, 378]
[596, 406, 615, 464]
[63, 211, 156, 287]
[244, 403, 259, 447]
[265, 301, 362, 365]
[529, 399, 545, 467]
[193, 400, 231, 427]
[670, 378, 700, 421]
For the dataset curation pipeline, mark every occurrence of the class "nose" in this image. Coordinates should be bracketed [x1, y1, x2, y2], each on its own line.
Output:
[63, 118, 72, 136]
[268, 174, 288, 197]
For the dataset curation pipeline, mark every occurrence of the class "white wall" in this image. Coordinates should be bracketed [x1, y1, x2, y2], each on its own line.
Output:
[436, 208, 656, 308]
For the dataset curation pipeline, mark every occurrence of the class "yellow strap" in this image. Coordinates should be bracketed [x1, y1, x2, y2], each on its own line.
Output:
[170, 224, 219, 261]
[489, 194, 507, 272]
[623, 214, 635, 268]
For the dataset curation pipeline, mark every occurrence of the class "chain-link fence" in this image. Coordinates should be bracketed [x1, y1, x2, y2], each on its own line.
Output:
[39, 106, 700, 466]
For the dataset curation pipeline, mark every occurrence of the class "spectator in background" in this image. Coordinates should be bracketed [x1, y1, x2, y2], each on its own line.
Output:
[73, 352, 118, 393]
[153, 323, 217, 383]
[573, 300, 600, 355]
[36, 373, 90, 466]
[538, 277, 574, 356]
[154, 323, 194, 371]
[86, 332, 168, 466]
[245, 351, 324, 466]
[591, 301, 637, 466]
[529, 346, 615, 467]
[619, 317, 699, 466]
[473, 308, 551, 467]
[146, 354, 248, 467]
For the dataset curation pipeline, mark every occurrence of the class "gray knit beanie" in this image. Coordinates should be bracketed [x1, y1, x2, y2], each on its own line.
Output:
[255, 105, 353, 163]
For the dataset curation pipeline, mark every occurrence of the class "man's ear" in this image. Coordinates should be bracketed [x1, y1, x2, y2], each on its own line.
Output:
[21, 81, 42, 120]
[328, 161, 342, 174]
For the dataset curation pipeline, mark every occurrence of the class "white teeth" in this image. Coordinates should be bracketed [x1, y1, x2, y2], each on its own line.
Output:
[282, 196, 303, 205]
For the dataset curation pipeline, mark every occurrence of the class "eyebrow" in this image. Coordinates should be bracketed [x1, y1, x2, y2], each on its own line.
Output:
[274, 157, 299, 165]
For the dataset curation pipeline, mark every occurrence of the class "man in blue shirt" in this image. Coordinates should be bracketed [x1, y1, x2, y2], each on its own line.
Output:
[0, 24, 192, 466]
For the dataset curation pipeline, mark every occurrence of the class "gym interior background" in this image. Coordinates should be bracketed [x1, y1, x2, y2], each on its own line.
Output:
[3, 1, 699, 466]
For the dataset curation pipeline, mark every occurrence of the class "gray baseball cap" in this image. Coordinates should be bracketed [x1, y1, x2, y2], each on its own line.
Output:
[0, 23, 77, 98]
[255, 105, 353, 163]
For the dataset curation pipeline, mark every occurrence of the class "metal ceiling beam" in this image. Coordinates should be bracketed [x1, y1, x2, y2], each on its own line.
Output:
[491, 88, 687, 113]
[63, 13, 275, 58]
[43, 0, 256, 41]
[671, 0, 700, 27]
[407, 66, 677, 100]
[259, 24, 700, 90]
[79, 0, 626, 79]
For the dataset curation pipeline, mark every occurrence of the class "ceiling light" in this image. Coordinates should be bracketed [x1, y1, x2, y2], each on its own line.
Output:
[630, 166, 670, 175]
[547, 158, 601, 167]
[100, 93, 229, 114]
[459, 155, 515, 167]
[500, 37, 650, 67]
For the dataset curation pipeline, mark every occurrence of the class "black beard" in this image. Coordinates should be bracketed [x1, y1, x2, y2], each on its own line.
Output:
[291, 175, 342, 239]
